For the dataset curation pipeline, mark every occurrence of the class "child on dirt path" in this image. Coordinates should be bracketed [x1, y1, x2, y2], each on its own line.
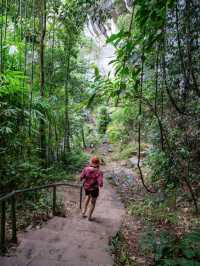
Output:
[80, 156, 103, 221]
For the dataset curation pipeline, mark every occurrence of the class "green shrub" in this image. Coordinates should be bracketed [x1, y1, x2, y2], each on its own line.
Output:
[127, 199, 178, 225]
[120, 143, 138, 159]
[118, 142, 149, 160]
[139, 229, 200, 266]
[147, 148, 178, 186]
[62, 149, 90, 171]
[107, 125, 124, 143]
[97, 107, 111, 134]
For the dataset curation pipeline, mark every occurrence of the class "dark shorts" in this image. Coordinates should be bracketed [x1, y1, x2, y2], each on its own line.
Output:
[85, 188, 99, 198]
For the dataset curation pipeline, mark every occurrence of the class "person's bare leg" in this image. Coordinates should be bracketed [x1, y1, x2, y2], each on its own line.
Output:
[88, 197, 97, 221]
[82, 195, 91, 217]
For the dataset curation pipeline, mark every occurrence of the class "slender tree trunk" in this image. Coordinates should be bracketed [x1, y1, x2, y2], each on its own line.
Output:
[0, 0, 4, 73]
[29, 0, 36, 139]
[19, 0, 22, 69]
[4, 0, 8, 40]
[154, 45, 165, 150]
[39, 0, 47, 166]
[81, 126, 86, 149]
[185, 0, 200, 96]
[137, 48, 157, 194]
[47, 11, 56, 165]
[54, 123, 59, 161]
[20, 0, 28, 159]
[64, 41, 71, 154]
[22, 0, 28, 107]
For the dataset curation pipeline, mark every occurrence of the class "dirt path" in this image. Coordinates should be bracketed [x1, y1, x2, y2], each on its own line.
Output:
[0, 179, 125, 266]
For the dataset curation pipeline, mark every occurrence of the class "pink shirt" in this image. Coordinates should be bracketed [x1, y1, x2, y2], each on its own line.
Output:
[80, 165, 103, 190]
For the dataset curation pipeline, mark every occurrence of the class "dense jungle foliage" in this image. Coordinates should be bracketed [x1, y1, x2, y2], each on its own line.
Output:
[0, 0, 97, 193]
[83, 0, 200, 213]
[0, 0, 200, 263]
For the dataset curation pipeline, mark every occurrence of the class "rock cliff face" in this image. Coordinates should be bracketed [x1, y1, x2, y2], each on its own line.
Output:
[84, 18, 116, 75]
[84, 0, 132, 75]
[88, 0, 133, 37]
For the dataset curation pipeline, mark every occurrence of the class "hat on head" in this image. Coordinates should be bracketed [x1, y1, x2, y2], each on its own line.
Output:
[91, 156, 100, 167]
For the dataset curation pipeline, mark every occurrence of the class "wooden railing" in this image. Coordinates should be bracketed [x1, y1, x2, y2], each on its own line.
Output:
[0, 182, 81, 254]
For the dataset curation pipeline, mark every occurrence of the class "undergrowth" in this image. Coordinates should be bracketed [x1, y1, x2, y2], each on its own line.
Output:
[110, 142, 148, 161]
[111, 231, 136, 266]
[4, 190, 65, 233]
[0, 149, 87, 246]
[1, 149, 89, 194]
[140, 228, 200, 265]
[123, 194, 200, 266]
[127, 199, 178, 225]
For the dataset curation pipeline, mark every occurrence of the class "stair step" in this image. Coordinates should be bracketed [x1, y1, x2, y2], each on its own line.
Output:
[0, 256, 26, 266]
[27, 258, 95, 266]
[44, 217, 68, 231]
[0, 256, 96, 266]
[17, 238, 74, 261]
[20, 227, 62, 242]
[17, 237, 111, 264]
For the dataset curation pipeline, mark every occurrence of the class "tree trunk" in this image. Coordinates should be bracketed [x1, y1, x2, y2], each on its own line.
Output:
[29, 0, 36, 139]
[47, 11, 56, 165]
[81, 126, 86, 149]
[64, 41, 71, 154]
[39, 0, 47, 166]
[0, 0, 4, 73]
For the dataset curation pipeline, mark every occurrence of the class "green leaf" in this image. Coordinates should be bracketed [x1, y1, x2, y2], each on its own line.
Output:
[106, 30, 129, 44]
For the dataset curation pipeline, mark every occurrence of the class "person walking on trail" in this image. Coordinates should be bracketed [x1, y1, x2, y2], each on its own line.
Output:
[80, 156, 103, 221]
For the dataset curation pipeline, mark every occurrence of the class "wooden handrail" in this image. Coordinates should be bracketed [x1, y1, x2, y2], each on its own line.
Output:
[0, 192, 15, 202]
[0, 182, 81, 254]
[0, 182, 80, 202]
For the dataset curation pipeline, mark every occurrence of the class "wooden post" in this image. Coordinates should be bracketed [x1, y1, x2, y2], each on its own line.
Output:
[0, 201, 6, 253]
[80, 185, 83, 210]
[53, 186, 56, 216]
[11, 195, 17, 243]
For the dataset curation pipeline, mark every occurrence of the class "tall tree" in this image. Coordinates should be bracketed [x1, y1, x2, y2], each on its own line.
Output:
[39, 0, 47, 165]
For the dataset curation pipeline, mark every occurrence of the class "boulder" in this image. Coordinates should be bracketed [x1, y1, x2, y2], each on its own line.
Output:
[108, 146, 113, 152]
[127, 157, 140, 168]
